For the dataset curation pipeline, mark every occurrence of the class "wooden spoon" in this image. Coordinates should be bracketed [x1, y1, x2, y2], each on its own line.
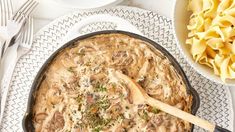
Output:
[109, 70, 231, 132]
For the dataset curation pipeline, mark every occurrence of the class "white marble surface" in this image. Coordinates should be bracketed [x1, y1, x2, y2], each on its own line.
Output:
[13, 0, 235, 126]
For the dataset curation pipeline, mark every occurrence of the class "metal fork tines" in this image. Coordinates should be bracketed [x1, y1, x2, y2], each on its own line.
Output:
[0, 0, 13, 58]
[0, 0, 38, 59]
[0, 17, 34, 124]
[13, 0, 38, 23]
[0, 0, 13, 26]
[18, 17, 34, 54]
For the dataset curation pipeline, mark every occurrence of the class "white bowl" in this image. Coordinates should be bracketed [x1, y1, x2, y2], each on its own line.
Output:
[50, 0, 123, 9]
[172, 0, 235, 86]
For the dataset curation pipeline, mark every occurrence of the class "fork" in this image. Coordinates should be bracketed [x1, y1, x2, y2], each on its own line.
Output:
[0, 0, 13, 58]
[0, 17, 34, 124]
[0, 0, 13, 27]
[0, 0, 38, 59]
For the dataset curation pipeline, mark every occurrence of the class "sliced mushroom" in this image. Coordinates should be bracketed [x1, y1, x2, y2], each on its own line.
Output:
[115, 126, 126, 132]
[175, 101, 185, 110]
[137, 60, 150, 79]
[111, 51, 133, 66]
[61, 56, 77, 68]
[121, 118, 135, 129]
[126, 87, 133, 104]
[34, 113, 48, 123]
[78, 46, 96, 53]
[157, 126, 167, 132]
[146, 122, 156, 131]
[47, 111, 65, 131]
[90, 73, 107, 83]
[146, 115, 164, 131]
[145, 84, 163, 96]
[108, 103, 122, 119]
[150, 115, 163, 127]
[86, 93, 95, 105]
[71, 127, 88, 132]
[112, 50, 126, 58]
[46, 85, 63, 105]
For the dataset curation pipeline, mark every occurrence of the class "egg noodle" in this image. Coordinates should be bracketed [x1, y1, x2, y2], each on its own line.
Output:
[187, 0, 235, 81]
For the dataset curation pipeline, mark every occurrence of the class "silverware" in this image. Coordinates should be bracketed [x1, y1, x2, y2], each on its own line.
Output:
[111, 70, 230, 132]
[0, 0, 38, 60]
[0, 0, 13, 26]
[0, 17, 34, 124]
[0, 0, 13, 58]
[0, 0, 13, 107]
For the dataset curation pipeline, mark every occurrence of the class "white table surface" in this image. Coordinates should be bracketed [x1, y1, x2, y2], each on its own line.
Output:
[14, 0, 235, 126]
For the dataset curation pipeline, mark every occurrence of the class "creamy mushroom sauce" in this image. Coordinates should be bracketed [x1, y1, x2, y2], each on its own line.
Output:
[33, 34, 192, 132]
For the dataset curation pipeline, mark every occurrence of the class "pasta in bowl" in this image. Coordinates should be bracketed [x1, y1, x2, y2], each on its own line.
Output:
[173, 0, 235, 85]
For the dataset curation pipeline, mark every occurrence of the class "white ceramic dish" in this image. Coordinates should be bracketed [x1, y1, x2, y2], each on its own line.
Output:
[64, 14, 142, 42]
[172, 0, 235, 86]
[50, 0, 123, 9]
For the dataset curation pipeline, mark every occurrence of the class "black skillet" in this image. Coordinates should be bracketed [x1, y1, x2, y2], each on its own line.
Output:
[23, 30, 202, 132]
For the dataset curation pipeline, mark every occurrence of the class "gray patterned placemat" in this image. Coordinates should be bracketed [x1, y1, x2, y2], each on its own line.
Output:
[0, 6, 233, 132]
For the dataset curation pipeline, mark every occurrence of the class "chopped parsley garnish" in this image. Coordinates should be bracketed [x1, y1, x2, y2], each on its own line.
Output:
[142, 111, 149, 120]
[152, 107, 160, 114]
[119, 114, 125, 119]
[119, 40, 126, 44]
[85, 61, 92, 66]
[67, 67, 73, 72]
[76, 50, 85, 56]
[76, 96, 83, 103]
[82, 95, 111, 131]
[97, 96, 110, 110]
[92, 127, 101, 132]
[138, 110, 149, 121]
[119, 93, 125, 100]
[76, 52, 85, 56]
[85, 110, 112, 131]
[91, 118, 112, 131]
[111, 83, 116, 88]
[95, 84, 107, 92]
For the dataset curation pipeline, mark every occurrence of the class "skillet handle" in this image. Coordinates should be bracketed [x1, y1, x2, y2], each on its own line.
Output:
[214, 125, 231, 132]
[63, 14, 142, 43]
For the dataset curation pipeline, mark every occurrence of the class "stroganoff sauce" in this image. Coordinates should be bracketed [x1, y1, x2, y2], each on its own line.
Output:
[33, 34, 192, 132]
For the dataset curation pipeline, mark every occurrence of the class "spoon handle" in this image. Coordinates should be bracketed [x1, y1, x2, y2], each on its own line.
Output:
[111, 70, 231, 132]
[147, 97, 230, 132]
[214, 125, 231, 132]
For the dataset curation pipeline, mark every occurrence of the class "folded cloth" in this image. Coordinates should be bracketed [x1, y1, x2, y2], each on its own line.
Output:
[0, 27, 8, 41]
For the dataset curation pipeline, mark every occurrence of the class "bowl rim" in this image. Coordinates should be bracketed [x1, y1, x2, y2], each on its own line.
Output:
[22, 30, 200, 132]
[171, 0, 235, 86]
[49, 0, 122, 9]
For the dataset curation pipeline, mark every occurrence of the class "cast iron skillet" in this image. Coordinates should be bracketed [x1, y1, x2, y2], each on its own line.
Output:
[22, 30, 200, 132]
